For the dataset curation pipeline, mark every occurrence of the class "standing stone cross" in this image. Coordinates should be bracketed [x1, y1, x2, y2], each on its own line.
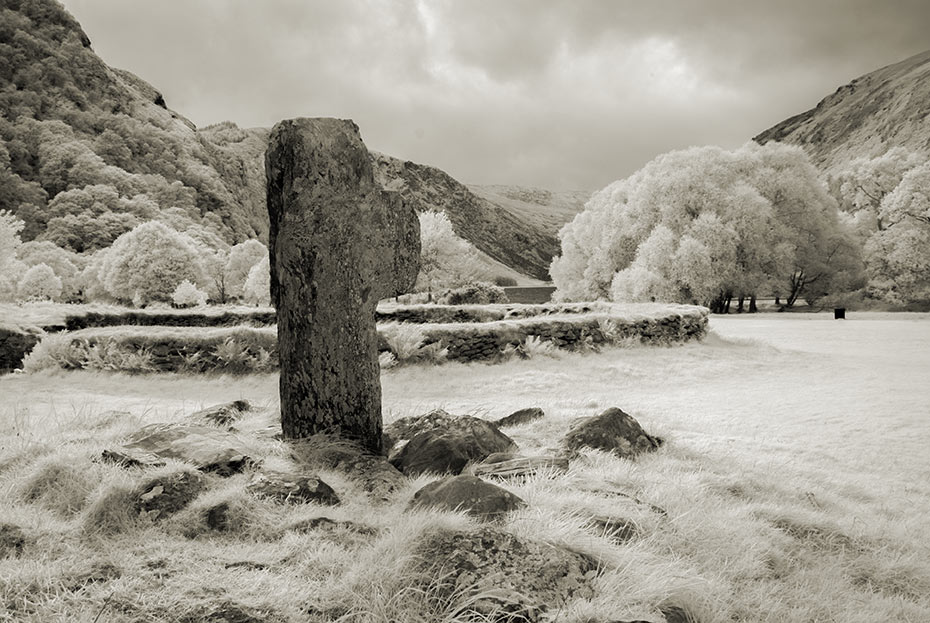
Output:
[266, 118, 420, 453]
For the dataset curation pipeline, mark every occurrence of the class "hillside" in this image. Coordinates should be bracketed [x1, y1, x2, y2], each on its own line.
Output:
[754, 49, 930, 172]
[1, 0, 569, 282]
[468, 184, 589, 239]
[0, 0, 270, 249]
[371, 153, 563, 281]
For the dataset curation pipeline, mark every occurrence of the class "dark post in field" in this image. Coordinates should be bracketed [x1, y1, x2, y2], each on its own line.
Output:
[265, 118, 420, 452]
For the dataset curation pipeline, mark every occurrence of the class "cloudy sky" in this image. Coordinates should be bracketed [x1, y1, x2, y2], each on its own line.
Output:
[62, 0, 929, 191]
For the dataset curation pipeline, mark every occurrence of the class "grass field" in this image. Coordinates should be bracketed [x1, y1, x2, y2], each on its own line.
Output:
[1, 312, 928, 622]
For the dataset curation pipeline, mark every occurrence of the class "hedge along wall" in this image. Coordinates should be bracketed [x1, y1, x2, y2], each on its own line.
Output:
[26, 304, 708, 373]
[62, 308, 277, 330]
[375, 301, 613, 324]
[419, 304, 708, 362]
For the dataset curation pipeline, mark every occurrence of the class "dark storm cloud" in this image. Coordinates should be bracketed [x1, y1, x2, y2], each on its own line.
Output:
[62, 0, 930, 191]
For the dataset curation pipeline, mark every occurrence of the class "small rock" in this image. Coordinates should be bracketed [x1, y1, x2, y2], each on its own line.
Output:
[285, 516, 377, 536]
[660, 605, 696, 623]
[563, 407, 662, 460]
[247, 471, 339, 506]
[289, 437, 406, 502]
[473, 455, 569, 479]
[205, 502, 231, 531]
[495, 407, 545, 428]
[104, 424, 254, 475]
[0, 523, 27, 557]
[588, 515, 639, 544]
[409, 474, 526, 520]
[390, 415, 517, 476]
[133, 471, 206, 520]
[187, 400, 252, 429]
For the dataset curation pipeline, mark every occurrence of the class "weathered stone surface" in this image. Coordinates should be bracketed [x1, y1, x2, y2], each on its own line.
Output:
[494, 407, 545, 428]
[390, 415, 518, 476]
[187, 400, 252, 429]
[563, 407, 662, 460]
[410, 475, 526, 520]
[473, 455, 569, 479]
[285, 516, 377, 537]
[414, 527, 598, 621]
[103, 424, 253, 475]
[133, 470, 206, 520]
[247, 470, 339, 505]
[289, 437, 406, 502]
[266, 117, 420, 452]
[383, 408, 454, 451]
[0, 523, 27, 557]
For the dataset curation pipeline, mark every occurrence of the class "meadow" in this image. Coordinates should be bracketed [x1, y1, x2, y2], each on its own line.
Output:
[1, 312, 928, 622]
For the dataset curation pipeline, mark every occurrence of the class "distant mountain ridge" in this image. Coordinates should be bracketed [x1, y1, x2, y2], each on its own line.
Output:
[754, 49, 930, 172]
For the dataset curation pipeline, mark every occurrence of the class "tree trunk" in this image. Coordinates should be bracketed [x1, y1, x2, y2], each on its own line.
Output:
[749, 295, 758, 313]
[737, 296, 745, 313]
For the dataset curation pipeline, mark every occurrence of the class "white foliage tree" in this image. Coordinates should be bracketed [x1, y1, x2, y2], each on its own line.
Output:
[17, 263, 62, 302]
[416, 211, 484, 292]
[224, 239, 268, 300]
[101, 220, 208, 306]
[552, 142, 858, 311]
[242, 255, 270, 306]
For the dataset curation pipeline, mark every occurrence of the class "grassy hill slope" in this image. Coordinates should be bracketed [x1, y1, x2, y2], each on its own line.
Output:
[754, 49, 930, 173]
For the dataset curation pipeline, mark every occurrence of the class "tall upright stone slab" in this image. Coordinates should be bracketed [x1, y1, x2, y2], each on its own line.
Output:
[266, 118, 420, 452]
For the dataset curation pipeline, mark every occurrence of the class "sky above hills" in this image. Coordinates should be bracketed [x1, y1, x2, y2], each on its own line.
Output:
[61, 0, 929, 192]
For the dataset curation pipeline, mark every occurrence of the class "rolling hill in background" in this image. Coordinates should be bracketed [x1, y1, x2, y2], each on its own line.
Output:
[754, 49, 930, 172]
[1, 0, 585, 281]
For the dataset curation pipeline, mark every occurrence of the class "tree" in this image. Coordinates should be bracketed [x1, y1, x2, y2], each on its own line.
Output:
[864, 162, 930, 305]
[224, 239, 267, 299]
[17, 262, 62, 301]
[834, 148, 923, 234]
[416, 211, 483, 293]
[100, 220, 208, 306]
[242, 255, 270, 306]
[17, 240, 80, 300]
[552, 142, 856, 310]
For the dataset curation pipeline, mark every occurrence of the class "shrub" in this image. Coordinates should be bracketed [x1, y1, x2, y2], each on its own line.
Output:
[379, 322, 447, 365]
[492, 275, 518, 287]
[438, 282, 509, 305]
[172, 279, 208, 308]
[520, 335, 557, 358]
[16, 263, 63, 301]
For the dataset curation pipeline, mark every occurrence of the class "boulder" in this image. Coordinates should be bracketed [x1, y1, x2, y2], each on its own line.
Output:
[103, 424, 253, 475]
[494, 407, 545, 428]
[563, 407, 662, 460]
[409, 475, 526, 520]
[187, 400, 252, 429]
[382, 408, 455, 454]
[413, 527, 598, 621]
[133, 470, 206, 520]
[266, 117, 420, 452]
[0, 523, 27, 557]
[389, 415, 517, 476]
[247, 470, 339, 505]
